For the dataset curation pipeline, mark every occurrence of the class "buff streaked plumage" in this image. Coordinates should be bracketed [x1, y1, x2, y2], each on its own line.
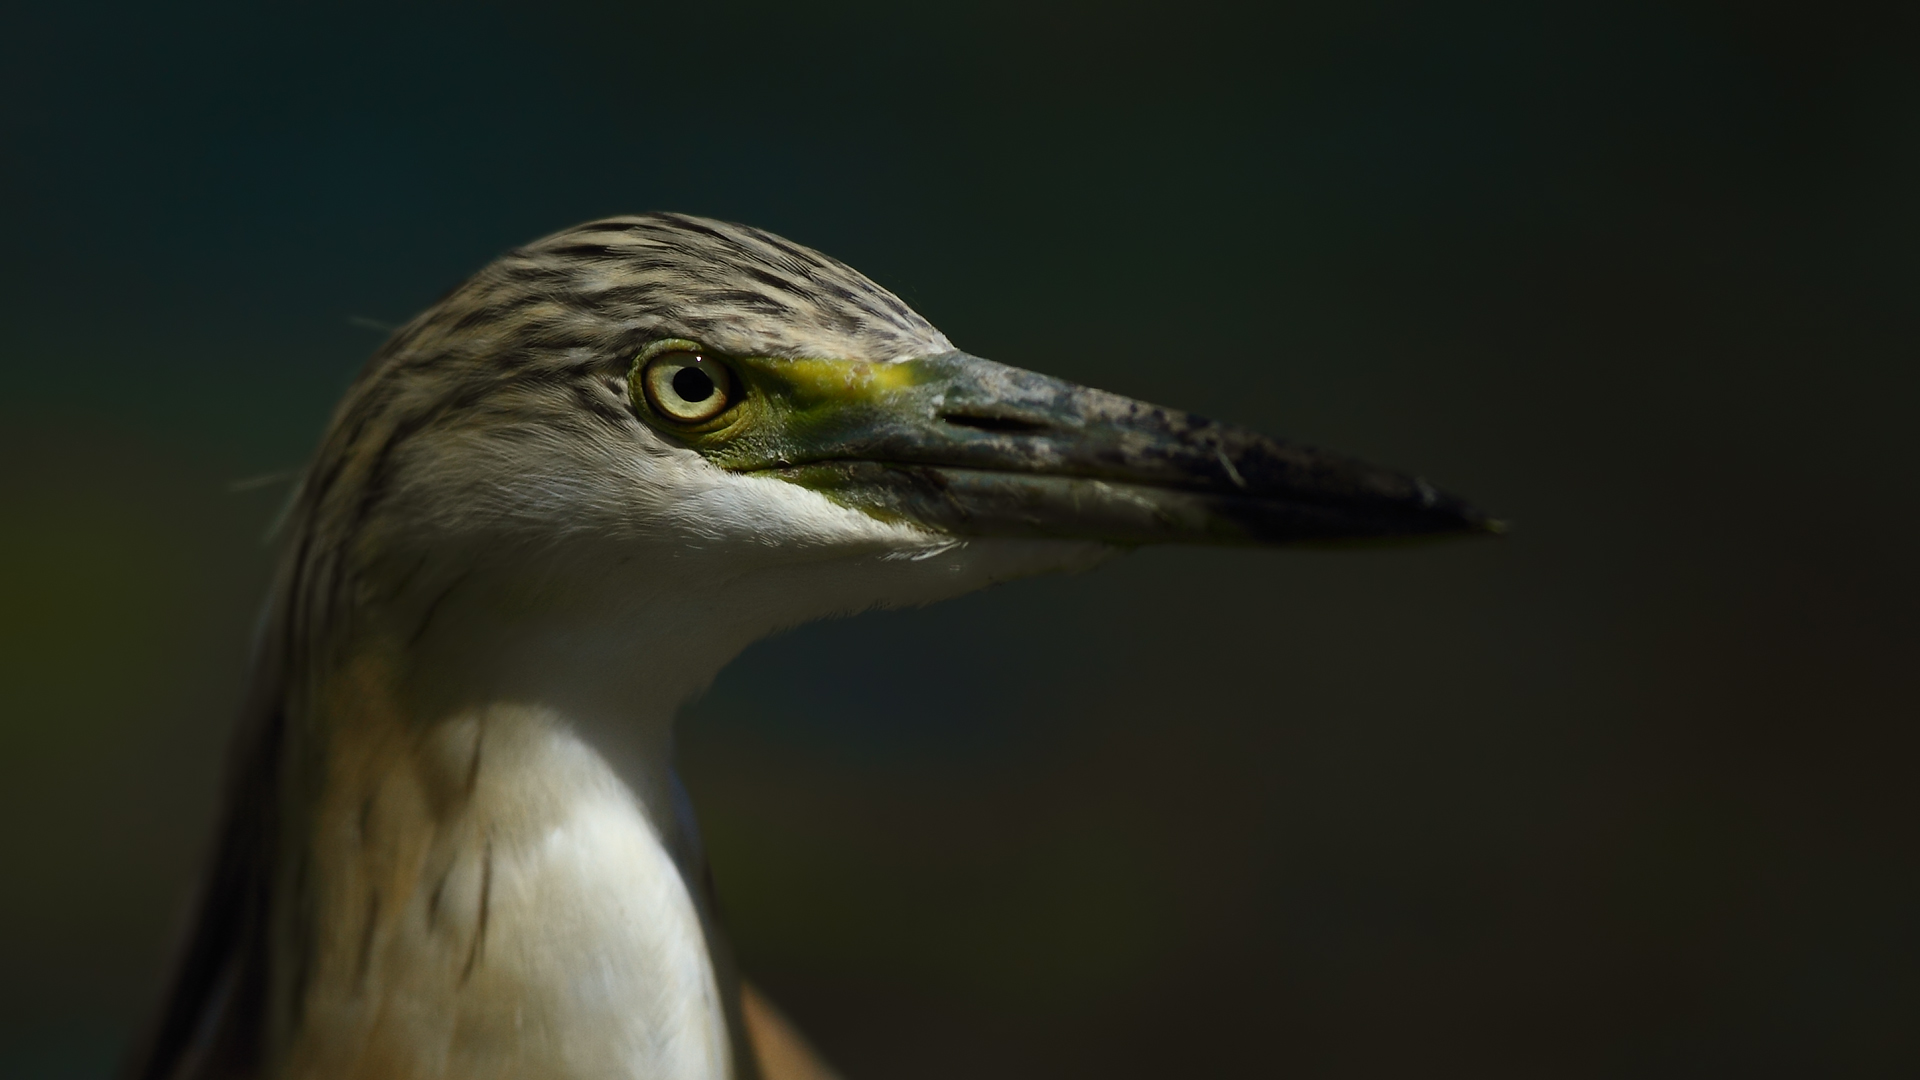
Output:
[139, 212, 941, 1080]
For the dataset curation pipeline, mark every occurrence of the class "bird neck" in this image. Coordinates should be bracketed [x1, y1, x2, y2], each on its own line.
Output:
[258, 531, 1095, 1078]
[265, 582, 761, 1080]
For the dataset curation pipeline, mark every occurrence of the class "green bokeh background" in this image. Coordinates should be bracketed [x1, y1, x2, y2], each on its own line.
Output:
[3, 3, 1915, 1076]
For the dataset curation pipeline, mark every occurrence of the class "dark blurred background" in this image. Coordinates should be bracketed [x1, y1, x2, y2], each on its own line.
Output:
[3, 2, 1916, 1076]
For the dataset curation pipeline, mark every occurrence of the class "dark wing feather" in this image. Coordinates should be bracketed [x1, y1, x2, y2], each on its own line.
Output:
[125, 618, 292, 1080]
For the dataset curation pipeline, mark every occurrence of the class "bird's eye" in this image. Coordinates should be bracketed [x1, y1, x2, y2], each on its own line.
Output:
[640, 350, 736, 424]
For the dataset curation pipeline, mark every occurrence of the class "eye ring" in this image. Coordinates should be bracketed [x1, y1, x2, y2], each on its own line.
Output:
[636, 347, 737, 425]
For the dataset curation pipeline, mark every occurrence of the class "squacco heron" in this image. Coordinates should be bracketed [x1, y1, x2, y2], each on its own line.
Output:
[131, 213, 1493, 1080]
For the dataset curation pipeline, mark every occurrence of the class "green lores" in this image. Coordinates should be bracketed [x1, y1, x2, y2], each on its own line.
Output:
[629, 341, 1498, 547]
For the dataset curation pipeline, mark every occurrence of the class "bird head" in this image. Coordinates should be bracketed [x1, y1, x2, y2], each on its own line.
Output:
[284, 213, 1492, 711]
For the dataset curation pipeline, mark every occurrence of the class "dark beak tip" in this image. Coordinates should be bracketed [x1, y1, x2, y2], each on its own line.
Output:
[1441, 503, 1507, 539]
[1434, 495, 1505, 535]
[1399, 482, 1502, 538]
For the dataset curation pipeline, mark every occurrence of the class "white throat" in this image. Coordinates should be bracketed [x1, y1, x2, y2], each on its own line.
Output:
[273, 521, 1111, 1080]
[275, 650, 738, 1080]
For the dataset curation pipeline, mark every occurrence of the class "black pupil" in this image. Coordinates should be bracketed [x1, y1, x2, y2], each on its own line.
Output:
[671, 364, 715, 403]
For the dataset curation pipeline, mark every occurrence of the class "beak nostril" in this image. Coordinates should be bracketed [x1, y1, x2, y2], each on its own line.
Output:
[940, 411, 1048, 435]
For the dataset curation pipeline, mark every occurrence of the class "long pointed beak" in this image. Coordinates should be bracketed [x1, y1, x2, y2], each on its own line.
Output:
[714, 351, 1499, 547]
